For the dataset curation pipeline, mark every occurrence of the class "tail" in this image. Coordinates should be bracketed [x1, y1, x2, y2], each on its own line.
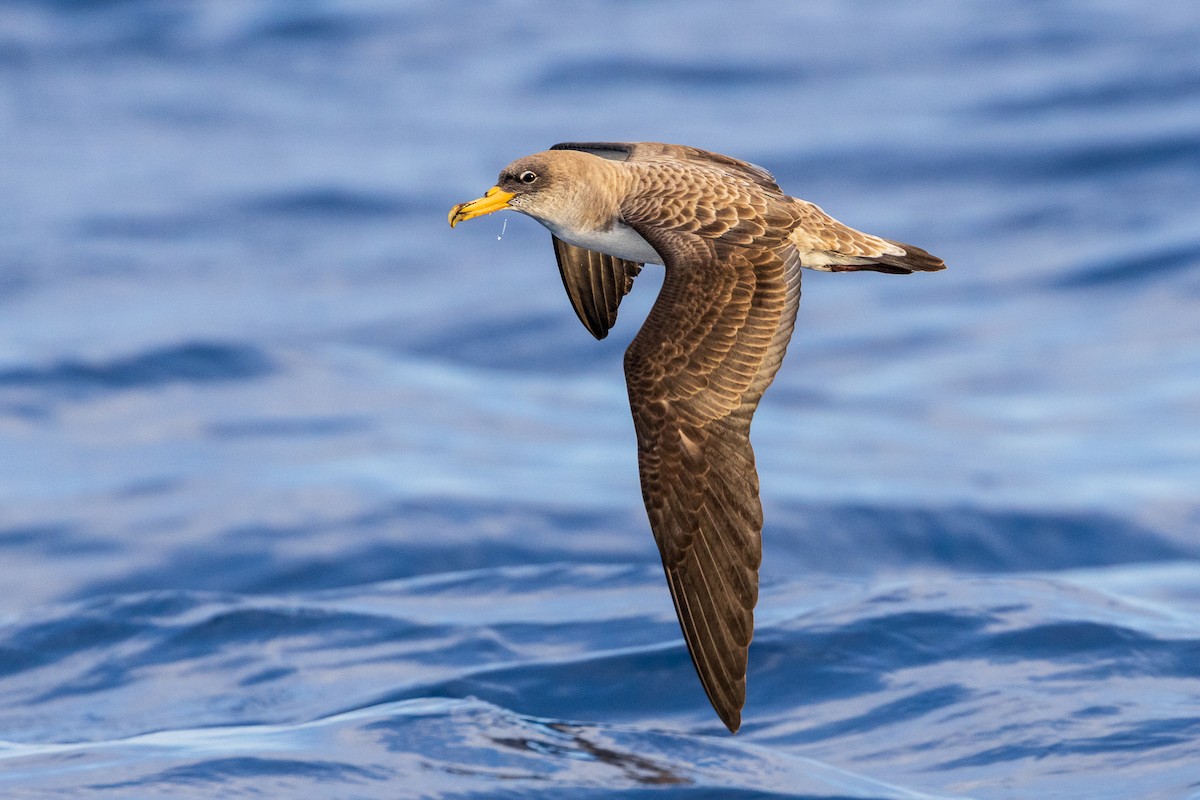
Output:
[829, 239, 946, 274]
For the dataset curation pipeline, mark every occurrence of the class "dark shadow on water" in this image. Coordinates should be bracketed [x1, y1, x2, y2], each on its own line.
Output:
[936, 714, 1200, 769]
[0, 611, 147, 679]
[1049, 240, 1200, 290]
[534, 56, 795, 92]
[360, 702, 896, 799]
[0, 342, 275, 394]
[491, 722, 688, 786]
[205, 414, 371, 439]
[0, 523, 119, 556]
[779, 685, 974, 744]
[235, 187, 421, 220]
[766, 503, 1195, 575]
[986, 620, 1200, 680]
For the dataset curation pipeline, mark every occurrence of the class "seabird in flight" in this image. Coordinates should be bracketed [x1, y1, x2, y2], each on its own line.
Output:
[449, 141, 945, 732]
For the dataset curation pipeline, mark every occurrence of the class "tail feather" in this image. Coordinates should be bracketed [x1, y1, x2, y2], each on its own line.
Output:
[830, 240, 946, 274]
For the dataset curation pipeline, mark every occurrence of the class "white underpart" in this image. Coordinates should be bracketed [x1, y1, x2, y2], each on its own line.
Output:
[546, 219, 663, 265]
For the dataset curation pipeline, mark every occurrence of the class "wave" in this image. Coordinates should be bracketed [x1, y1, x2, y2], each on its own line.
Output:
[2, 566, 1198, 797]
[0, 698, 963, 799]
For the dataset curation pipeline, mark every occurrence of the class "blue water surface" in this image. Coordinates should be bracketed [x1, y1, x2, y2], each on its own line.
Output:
[2, 1, 1200, 797]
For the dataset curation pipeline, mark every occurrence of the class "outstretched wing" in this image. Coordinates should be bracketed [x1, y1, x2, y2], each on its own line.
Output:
[551, 236, 642, 340]
[622, 228, 802, 732]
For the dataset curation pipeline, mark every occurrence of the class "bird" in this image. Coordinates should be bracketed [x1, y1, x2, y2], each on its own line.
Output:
[448, 142, 945, 732]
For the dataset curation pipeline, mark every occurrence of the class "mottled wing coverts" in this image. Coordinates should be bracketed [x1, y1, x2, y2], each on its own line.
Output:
[614, 153, 804, 730]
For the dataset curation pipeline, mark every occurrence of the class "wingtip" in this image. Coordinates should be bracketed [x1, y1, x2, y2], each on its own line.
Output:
[883, 240, 947, 273]
[711, 688, 745, 733]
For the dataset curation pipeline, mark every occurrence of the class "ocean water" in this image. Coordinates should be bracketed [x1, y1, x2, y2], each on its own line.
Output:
[2, 1, 1200, 797]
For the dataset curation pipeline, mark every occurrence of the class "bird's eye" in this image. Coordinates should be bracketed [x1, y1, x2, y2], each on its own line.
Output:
[518, 170, 538, 184]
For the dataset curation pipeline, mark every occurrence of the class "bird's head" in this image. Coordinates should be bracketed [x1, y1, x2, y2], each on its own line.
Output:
[448, 151, 608, 231]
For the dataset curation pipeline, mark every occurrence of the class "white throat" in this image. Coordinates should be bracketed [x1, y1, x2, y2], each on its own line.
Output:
[545, 219, 662, 265]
